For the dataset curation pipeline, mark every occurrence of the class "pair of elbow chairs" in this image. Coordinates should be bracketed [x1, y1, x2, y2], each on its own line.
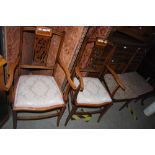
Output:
[0, 27, 153, 128]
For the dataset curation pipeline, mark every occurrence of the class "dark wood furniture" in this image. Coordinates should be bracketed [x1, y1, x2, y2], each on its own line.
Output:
[0, 55, 19, 128]
[101, 27, 154, 110]
[65, 38, 113, 126]
[71, 29, 154, 114]
[9, 27, 77, 128]
[107, 29, 148, 74]
[0, 56, 8, 128]
[103, 65, 153, 111]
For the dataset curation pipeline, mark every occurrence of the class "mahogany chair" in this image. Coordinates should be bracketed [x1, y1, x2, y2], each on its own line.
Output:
[9, 27, 76, 128]
[65, 38, 113, 126]
[0, 55, 19, 127]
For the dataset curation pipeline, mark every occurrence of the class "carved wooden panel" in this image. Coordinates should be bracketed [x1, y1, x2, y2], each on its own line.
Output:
[33, 35, 51, 65]
[87, 40, 107, 69]
[78, 26, 112, 74]
[86, 39, 114, 78]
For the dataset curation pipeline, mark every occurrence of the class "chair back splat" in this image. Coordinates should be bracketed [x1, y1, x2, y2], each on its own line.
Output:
[18, 27, 65, 77]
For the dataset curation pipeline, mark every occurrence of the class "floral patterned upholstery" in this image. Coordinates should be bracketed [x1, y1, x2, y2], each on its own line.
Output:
[14, 75, 64, 108]
[74, 77, 112, 104]
[104, 72, 153, 100]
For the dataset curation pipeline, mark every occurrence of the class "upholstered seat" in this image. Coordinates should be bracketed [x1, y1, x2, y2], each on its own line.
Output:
[104, 72, 153, 100]
[65, 38, 113, 126]
[74, 77, 112, 104]
[11, 27, 73, 128]
[14, 75, 64, 109]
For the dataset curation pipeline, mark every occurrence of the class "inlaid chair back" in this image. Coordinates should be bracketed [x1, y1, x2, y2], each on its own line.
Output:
[68, 37, 115, 105]
[19, 27, 65, 77]
[75, 37, 115, 79]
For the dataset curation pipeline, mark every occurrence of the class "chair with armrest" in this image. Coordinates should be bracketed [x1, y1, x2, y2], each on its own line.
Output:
[103, 64, 153, 111]
[8, 26, 76, 128]
[65, 38, 113, 126]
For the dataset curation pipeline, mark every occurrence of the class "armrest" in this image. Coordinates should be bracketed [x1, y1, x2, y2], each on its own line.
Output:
[75, 66, 84, 91]
[5, 56, 20, 91]
[58, 58, 77, 90]
[106, 65, 126, 91]
[0, 55, 7, 67]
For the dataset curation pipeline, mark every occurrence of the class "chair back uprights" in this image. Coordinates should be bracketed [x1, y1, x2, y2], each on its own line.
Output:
[74, 37, 115, 79]
[18, 27, 65, 77]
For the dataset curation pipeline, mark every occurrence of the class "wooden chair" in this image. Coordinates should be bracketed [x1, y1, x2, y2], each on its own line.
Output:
[65, 38, 113, 126]
[103, 65, 154, 111]
[0, 55, 19, 127]
[9, 27, 76, 128]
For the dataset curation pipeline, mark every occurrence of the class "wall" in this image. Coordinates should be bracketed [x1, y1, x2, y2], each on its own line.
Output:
[5, 27, 20, 63]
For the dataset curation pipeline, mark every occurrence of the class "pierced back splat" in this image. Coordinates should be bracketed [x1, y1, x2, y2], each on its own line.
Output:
[33, 27, 52, 65]
[19, 27, 65, 77]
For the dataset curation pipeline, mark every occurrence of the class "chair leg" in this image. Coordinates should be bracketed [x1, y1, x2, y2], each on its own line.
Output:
[119, 100, 130, 111]
[13, 111, 17, 129]
[57, 106, 66, 127]
[97, 104, 112, 122]
[67, 100, 71, 114]
[65, 105, 78, 126]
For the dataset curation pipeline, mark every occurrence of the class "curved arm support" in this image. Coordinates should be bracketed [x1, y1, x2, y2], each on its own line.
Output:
[106, 65, 126, 91]
[75, 66, 84, 91]
[58, 58, 77, 90]
[5, 56, 20, 91]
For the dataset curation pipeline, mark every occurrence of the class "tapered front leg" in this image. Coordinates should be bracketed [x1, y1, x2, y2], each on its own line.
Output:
[13, 110, 17, 129]
[65, 105, 78, 126]
[57, 106, 66, 127]
[97, 104, 112, 122]
[119, 100, 131, 111]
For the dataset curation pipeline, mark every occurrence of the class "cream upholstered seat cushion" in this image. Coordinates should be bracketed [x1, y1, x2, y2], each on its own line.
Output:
[14, 75, 64, 108]
[74, 77, 112, 104]
[104, 72, 153, 100]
